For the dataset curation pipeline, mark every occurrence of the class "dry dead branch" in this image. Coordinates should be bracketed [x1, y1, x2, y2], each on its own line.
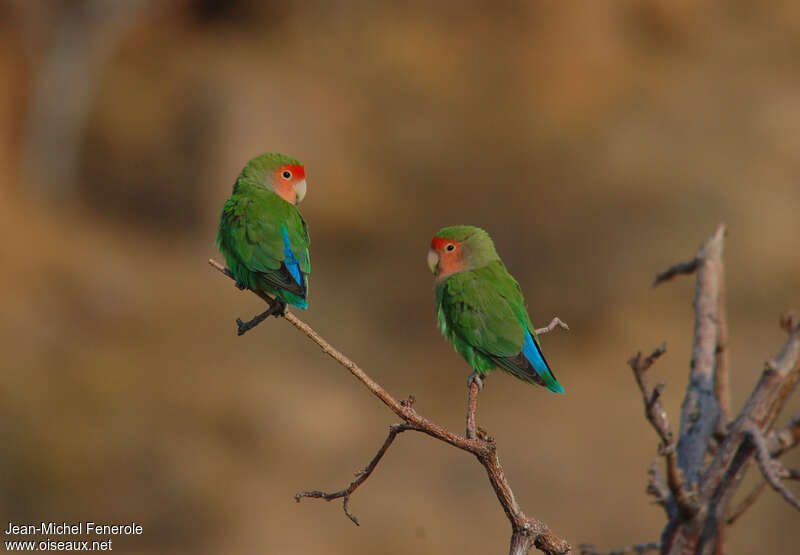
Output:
[210, 258, 570, 555]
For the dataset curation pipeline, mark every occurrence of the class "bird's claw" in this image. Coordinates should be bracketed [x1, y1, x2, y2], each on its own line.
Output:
[235, 281, 247, 290]
[467, 372, 484, 391]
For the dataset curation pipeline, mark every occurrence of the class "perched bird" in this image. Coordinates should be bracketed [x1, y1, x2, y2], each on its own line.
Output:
[428, 226, 564, 393]
[216, 153, 310, 324]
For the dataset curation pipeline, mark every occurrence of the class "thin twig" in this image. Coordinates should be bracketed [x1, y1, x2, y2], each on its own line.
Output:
[725, 480, 767, 525]
[746, 424, 800, 512]
[210, 258, 571, 555]
[295, 423, 413, 525]
[653, 258, 698, 287]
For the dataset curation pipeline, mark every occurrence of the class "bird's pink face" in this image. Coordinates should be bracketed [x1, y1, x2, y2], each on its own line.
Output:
[272, 163, 307, 204]
[428, 236, 467, 281]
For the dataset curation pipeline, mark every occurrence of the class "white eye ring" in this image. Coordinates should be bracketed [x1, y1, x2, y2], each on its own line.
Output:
[281, 170, 292, 179]
[445, 244, 455, 252]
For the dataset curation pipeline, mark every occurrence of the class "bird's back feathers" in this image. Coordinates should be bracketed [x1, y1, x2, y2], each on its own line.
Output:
[217, 186, 310, 308]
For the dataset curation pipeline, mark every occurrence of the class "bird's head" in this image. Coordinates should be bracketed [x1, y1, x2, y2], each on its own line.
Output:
[235, 152, 307, 204]
[427, 226, 499, 281]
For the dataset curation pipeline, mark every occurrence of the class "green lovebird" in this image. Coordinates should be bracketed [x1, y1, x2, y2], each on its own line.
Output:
[216, 153, 310, 312]
[428, 226, 564, 393]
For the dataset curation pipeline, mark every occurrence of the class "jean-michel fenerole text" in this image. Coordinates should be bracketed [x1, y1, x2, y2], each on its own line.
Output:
[4, 521, 143, 536]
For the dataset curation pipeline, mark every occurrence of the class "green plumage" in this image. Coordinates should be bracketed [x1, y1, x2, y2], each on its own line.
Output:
[216, 153, 310, 308]
[432, 226, 563, 393]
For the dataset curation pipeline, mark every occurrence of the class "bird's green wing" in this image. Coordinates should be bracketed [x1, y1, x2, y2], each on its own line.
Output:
[217, 190, 310, 296]
[440, 265, 526, 358]
[440, 262, 551, 387]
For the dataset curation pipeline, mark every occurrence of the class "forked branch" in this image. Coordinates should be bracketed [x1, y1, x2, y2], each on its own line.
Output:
[210, 258, 571, 555]
[295, 422, 414, 525]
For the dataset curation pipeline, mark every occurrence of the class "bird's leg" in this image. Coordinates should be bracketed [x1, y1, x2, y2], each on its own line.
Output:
[467, 372, 484, 391]
[466, 372, 484, 439]
[236, 299, 287, 336]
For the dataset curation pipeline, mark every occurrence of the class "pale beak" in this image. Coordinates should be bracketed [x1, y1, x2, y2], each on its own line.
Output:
[427, 249, 439, 274]
[294, 179, 307, 204]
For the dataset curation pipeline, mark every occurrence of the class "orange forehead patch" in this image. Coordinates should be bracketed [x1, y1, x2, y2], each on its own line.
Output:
[278, 164, 305, 179]
[431, 236, 459, 250]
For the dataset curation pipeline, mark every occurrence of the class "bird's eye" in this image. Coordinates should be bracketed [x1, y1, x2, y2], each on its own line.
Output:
[445, 244, 455, 252]
[281, 170, 292, 179]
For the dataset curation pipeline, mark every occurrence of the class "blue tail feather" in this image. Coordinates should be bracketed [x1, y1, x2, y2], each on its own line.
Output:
[281, 226, 303, 288]
[522, 330, 564, 394]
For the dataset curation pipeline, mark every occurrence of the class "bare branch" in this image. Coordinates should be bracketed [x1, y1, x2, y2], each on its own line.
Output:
[641, 227, 800, 555]
[746, 424, 800, 512]
[210, 258, 571, 555]
[715, 254, 731, 425]
[295, 423, 412, 525]
[629, 345, 697, 517]
[677, 224, 725, 489]
[678, 321, 800, 554]
[653, 258, 699, 287]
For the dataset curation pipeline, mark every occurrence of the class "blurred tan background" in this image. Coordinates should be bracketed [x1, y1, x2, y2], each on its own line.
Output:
[1, 1, 799, 553]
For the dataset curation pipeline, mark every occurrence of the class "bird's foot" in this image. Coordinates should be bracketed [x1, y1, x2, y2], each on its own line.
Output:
[271, 299, 287, 318]
[236, 300, 286, 335]
[467, 372, 484, 391]
[235, 280, 247, 290]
